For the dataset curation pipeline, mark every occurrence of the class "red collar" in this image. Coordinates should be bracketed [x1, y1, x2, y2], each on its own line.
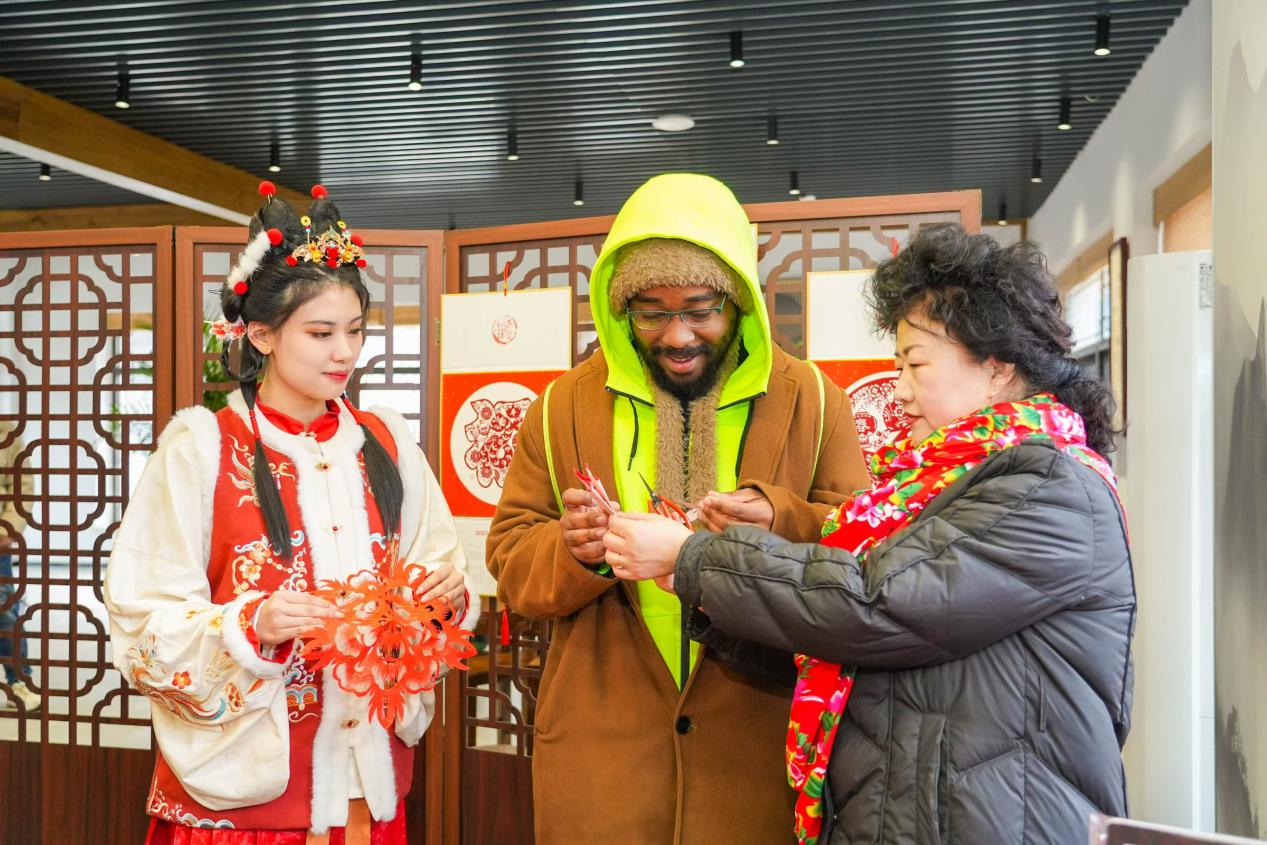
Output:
[255, 399, 343, 443]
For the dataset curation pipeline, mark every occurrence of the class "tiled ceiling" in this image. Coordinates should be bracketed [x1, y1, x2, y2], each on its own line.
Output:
[0, 0, 1188, 228]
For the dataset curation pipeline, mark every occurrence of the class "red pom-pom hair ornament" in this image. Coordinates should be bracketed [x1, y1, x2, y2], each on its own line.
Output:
[233, 280, 249, 295]
[267, 227, 284, 247]
[350, 234, 364, 247]
[311, 184, 328, 199]
[258, 181, 277, 198]
[326, 245, 339, 258]
[326, 256, 339, 268]
[356, 258, 367, 268]
[286, 255, 299, 267]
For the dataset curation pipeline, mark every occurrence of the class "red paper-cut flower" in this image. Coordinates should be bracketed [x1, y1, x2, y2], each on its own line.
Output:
[301, 566, 476, 728]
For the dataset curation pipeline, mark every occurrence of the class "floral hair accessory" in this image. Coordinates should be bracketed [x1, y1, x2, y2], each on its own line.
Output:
[286, 184, 368, 270]
[206, 317, 246, 342]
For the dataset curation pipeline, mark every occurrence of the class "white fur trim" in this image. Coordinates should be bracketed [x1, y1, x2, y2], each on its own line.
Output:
[231, 228, 273, 283]
[358, 720, 400, 821]
[369, 406, 421, 547]
[373, 406, 481, 634]
[309, 668, 350, 832]
[219, 591, 290, 679]
[158, 405, 221, 569]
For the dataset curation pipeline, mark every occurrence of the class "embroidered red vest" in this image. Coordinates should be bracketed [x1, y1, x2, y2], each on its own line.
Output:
[145, 405, 415, 830]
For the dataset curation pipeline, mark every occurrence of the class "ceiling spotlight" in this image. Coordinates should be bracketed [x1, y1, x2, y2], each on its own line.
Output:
[407, 49, 423, 91]
[1094, 13, 1111, 57]
[998, 200, 1008, 225]
[766, 115, 780, 146]
[652, 114, 695, 132]
[573, 179, 585, 207]
[115, 69, 130, 109]
[507, 128, 520, 161]
[1030, 154, 1043, 184]
[1057, 96, 1072, 131]
[729, 30, 745, 69]
[788, 170, 801, 196]
[38, 164, 51, 182]
[268, 140, 281, 173]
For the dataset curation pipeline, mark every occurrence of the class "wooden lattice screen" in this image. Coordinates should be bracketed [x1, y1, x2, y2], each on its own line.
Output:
[0, 228, 174, 843]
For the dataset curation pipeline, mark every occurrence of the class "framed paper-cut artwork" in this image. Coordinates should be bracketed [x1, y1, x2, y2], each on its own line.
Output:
[438, 286, 572, 524]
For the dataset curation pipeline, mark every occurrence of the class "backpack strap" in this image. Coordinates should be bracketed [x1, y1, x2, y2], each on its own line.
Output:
[807, 361, 827, 477]
[541, 381, 564, 515]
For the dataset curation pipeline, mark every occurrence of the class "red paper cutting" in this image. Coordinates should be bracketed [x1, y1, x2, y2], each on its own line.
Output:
[301, 566, 476, 729]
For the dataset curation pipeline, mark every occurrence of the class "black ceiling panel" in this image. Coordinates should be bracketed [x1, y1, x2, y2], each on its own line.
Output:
[0, 0, 1189, 228]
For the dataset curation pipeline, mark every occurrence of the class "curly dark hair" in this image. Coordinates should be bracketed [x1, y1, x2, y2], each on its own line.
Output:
[866, 223, 1118, 455]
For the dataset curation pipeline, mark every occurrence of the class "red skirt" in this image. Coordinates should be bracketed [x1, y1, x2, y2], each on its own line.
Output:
[145, 801, 407, 845]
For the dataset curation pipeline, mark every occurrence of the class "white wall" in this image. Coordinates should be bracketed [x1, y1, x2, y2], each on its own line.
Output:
[1028, 0, 1212, 276]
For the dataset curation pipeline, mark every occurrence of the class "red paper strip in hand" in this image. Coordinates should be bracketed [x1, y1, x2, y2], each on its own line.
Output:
[574, 463, 618, 515]
[300, 566, 477, 729]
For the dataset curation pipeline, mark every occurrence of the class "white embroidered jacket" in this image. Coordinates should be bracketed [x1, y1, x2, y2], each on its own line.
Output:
[104, 393, 480, 832]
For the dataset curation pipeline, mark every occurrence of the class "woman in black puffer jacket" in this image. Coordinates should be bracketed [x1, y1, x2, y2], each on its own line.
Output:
[603, 224, 1135, 845]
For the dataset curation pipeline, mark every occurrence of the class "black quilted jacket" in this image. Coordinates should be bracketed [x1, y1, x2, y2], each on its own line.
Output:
[675, 442, 1135, 844]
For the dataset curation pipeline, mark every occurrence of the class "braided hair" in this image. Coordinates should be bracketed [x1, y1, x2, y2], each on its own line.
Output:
[219, 186, 402, 559]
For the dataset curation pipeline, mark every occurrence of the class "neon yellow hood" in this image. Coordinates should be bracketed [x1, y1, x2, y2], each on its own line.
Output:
[590, 173, 773, 403]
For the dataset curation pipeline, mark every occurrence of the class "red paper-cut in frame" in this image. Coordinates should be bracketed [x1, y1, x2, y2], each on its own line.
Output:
[440, 370, 564, 518]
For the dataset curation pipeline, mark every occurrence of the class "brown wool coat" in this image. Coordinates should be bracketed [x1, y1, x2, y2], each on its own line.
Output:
[487, 346, 868, 844]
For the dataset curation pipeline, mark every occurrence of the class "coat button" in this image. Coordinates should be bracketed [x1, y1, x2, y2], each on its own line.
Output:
[675, 716, 692, 735]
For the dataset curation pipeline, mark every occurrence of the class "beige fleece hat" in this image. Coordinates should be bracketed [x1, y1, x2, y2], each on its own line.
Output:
[608, 237, 749, 314]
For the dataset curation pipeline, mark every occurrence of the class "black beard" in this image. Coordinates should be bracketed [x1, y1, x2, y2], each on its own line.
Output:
[636, 332, 737, 402]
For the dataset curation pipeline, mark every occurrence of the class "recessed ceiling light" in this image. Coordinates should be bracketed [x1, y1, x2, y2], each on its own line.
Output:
[652, 114, 695, 132]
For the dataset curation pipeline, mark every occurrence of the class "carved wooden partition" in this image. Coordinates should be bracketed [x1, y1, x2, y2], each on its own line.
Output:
[0, 227, 174, 844]
[442, 191, 980, 845]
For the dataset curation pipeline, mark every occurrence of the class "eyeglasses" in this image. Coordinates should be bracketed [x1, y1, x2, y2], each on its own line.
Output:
[627, 296, 728, 332]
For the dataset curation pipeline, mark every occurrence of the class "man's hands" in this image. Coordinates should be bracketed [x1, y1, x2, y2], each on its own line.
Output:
[561, 487, 618, 566]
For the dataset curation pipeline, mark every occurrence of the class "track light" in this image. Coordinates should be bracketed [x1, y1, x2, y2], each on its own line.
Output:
[1057, 96, 1072, 131]
[997, 201, 1008, 226]
[115, 69, 130, 109]
[1030, 154, 1043, 184]
[788, 170, 800, 196]
[573, 179, 585, 207]
[766, 115, 780, 146]
[1094, 14, 1111, 57]
[268, 140, 281, 173]
[507, 128, 519, 161]
[729, 31, 745, 69]
[38, 164, 51, 182]
[407, 50, 423, 91]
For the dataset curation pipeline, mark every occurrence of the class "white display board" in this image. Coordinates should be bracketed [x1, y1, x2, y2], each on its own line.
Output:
[440, 287, 573, 373]
[805, 269, 890, 361]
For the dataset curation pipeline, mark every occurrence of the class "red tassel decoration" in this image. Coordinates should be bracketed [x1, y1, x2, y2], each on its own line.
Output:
[311, 184, 328, 199]
[350, 234, 364, 247]
[232, 280, 249, 295]
[258, 180, 277, 197]
[356, 258, 367, 268]
[890, 236, 900, 257]
[286, 255, 299, 267]
[266, 228, 283, 247]
[499, 610, 511, 646]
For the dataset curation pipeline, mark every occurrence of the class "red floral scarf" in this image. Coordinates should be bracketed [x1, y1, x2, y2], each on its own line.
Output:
[785, 393, 1118, 844]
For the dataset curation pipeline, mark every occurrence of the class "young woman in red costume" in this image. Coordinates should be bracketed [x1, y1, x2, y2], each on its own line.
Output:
[106, 183, 477, 844]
